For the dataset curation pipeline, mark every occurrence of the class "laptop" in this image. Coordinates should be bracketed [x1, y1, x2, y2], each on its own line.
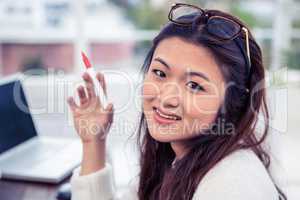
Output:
[0, 74, 82, 184]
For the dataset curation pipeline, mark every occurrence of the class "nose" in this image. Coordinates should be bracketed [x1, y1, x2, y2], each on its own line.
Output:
[160, 83, 180, 108]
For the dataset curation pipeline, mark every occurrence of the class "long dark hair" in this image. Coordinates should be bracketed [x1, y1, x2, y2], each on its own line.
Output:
[136, 9, 286, 200]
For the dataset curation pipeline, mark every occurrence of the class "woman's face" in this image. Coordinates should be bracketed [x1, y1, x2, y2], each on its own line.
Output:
[143, 37, 226, 144]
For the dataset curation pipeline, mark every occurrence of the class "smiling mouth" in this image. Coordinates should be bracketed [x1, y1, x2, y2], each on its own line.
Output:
[152, 107, 182, 124]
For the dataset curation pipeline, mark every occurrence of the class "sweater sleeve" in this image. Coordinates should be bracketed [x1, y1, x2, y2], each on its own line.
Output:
[70, 163, 138, 200]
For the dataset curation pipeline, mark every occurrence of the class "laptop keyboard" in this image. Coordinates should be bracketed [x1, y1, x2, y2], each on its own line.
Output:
[20, 144, 65, 166]
[0, 139, 72, 170]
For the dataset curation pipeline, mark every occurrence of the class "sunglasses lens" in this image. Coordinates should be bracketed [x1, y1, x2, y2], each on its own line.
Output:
[171, 5, 202, 24]
[207, 17, 240, 39]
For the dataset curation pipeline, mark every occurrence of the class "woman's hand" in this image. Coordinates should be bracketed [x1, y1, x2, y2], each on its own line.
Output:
[67, 72, 114, 175]
[67, 72, 114, 144]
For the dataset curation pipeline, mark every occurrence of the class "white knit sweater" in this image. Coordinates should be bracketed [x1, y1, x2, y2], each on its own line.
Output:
[70, 149, 279, 200]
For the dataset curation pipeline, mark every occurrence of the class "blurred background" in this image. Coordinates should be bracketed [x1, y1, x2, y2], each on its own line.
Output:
[0, 0, 299, 199]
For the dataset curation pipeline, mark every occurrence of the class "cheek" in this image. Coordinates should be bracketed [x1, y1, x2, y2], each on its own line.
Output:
[185, 92, 222, 116]
[142, 78, 160, 101]
[189, 81, 224, 115]
[184, 94, 222, 130]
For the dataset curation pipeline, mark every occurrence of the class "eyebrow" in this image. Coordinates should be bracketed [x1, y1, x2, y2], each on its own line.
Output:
[153, 57, 210, 82]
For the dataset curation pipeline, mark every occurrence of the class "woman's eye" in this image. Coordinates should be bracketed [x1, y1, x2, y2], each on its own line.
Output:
[186, 81, 205, 92]
[151, 69, 166, 78]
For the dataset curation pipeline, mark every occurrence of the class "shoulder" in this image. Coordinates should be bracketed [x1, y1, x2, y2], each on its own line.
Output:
[193, 149, 279, 200]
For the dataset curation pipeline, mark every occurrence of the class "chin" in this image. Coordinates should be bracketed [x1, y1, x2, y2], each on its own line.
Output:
[149, 133, 173, 143]
[148, 128, 186, 143]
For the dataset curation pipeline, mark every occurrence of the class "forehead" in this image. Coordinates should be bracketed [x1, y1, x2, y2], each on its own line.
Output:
[151, 37, 224, 83]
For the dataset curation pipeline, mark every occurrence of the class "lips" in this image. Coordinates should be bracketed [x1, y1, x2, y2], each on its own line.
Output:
[152, 107, 182, 125]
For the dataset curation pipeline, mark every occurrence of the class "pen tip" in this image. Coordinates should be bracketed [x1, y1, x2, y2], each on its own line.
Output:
[81, 51, 91, 68]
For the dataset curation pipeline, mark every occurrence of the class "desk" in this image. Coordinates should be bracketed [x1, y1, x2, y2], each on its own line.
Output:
[0, 178, 70, 200]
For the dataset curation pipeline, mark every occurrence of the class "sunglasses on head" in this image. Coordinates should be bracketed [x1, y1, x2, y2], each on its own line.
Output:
[168, 3, 251, 69]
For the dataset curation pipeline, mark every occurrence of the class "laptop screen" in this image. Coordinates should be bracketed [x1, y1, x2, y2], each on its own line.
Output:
[0, 79, 37, 154]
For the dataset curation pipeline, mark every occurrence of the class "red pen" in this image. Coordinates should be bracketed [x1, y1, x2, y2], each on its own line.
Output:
[81, 51, 108, 108]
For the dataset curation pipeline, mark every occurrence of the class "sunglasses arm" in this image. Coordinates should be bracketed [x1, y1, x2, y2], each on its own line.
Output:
[242, 27, 251, 67]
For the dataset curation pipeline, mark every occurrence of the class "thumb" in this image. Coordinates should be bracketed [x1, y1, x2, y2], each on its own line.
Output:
[104, 103, 114, 127]
[104, 103, 114, 113]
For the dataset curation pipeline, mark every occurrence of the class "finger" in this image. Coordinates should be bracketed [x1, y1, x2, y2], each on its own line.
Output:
[100, 103, 114, 139]
[96, 72, 107, 96]
[104, 102, 113, 112]
[77, 86, 88, 105]
[82, 72, 96, 99]
[104, 103, 114, 120]
[67, 96, 79, 112]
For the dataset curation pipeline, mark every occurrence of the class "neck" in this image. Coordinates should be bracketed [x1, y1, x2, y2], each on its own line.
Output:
[170, 141, 189, 160]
